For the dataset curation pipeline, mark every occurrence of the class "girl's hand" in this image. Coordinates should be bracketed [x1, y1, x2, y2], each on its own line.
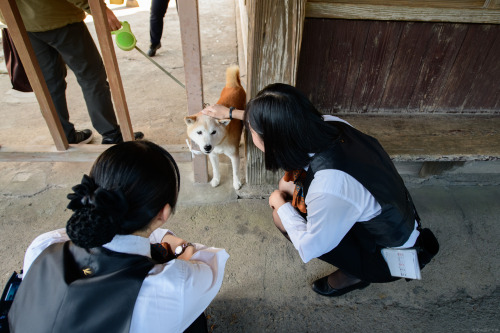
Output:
[161, 234, 185, 250]
[201, 104, 230, 119]
[161, 233, 194, 261]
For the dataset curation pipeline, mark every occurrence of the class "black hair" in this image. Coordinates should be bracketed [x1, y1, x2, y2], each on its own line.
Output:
[66, 140, 180, 248]
[244, 83, 339, 171]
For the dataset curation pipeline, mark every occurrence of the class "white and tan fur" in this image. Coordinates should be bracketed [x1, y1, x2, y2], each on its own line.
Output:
[184, 66, 246, 190]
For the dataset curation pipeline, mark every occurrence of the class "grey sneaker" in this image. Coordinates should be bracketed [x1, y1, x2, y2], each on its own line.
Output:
[69, 129, 93, 144]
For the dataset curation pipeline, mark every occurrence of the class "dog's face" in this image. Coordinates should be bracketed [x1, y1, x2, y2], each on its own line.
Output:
[184, 114, 231, 154]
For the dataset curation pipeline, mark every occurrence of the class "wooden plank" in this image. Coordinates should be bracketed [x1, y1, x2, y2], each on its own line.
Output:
[296, 19, 370, 113]
[350, 21, 402, 112]
[238, 0, 248, 67]
[305, 3, 500, 24]
[297, 19, 500, 114]
[408, 23, 467, 112]
[177, 0, 208, 183]
[0, 145, 191, 162]
[461, 31, 500, 112]
[0, 0, 68, 151]
[247, 0, 306, 96]
[246, 0, 306, 185]
[435, 24, 499, 112]
[308, 0, 487, 9]
[335, 114, 500, 161]
[487, 0, 500, 9]
[88, 0, 134, 141]
[380, 22, 433, 111]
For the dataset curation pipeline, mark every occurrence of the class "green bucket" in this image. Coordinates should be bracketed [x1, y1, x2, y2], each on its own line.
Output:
[111, 21, 136, 51]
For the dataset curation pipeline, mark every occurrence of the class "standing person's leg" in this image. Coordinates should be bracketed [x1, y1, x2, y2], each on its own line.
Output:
[27, 32, 77, 141]
[148, 0, 170, 56]
[28, 31, 92, 143]
[49, 22, 120, 137]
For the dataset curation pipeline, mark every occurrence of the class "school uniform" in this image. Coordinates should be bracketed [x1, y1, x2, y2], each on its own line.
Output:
[9, 228, 229, 332]
[278, 116, 438, 282]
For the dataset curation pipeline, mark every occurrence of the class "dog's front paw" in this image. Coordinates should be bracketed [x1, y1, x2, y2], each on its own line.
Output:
[233, 179, 242, 190]
[210, 178, 220, 187]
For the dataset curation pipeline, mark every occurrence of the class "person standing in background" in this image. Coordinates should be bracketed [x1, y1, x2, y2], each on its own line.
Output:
[148, 0, 171, 56]
[0, 0, 143, 144]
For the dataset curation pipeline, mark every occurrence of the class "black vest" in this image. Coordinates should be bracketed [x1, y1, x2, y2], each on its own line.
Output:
[303, 122, 417, 248]
[9, 241, 155, 333]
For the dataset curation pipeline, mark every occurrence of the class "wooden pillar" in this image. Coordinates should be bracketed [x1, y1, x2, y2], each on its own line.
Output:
[178, 0, 208, 183]
[246, 0, 306, 185]
[0, 0, 68, 151]
[88, 0, 134, 141]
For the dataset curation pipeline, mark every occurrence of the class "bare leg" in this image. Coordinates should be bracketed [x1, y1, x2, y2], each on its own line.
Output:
[271, 201, 291, 242]
[278, 177, 295, 198]
[327, 269, 361, 289]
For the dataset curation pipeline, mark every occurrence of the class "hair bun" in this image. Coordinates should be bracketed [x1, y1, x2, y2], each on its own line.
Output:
[67, 175, 97, 211]
[66, 208, 119, 248]
[66, 175, 129, 248]
[92, 187, 128, 220]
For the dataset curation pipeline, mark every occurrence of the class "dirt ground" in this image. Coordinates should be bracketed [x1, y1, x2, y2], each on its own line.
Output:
[0, 0, 242, 146]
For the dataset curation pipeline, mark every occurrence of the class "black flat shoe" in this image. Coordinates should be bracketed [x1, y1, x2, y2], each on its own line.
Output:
[147, 42, 161, 57]
[312, 276, 370, 297]
[101, 129, 144, 144]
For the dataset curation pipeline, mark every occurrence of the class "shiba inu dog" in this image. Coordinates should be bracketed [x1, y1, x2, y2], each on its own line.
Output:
[184, 65, 246, 190]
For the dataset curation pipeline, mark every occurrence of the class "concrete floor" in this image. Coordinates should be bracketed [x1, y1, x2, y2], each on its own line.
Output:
[1, 160, 499, 332]
[1, 0, 500, 332]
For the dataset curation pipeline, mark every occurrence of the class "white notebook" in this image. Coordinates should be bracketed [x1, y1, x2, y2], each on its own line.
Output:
[381, 248, 422, 280]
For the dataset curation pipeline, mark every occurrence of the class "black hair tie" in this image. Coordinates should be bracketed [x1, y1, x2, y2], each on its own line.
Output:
[67, 175, 97, 211]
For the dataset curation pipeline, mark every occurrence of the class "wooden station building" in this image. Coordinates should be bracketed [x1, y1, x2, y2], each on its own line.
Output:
[240, 0, 500, 185]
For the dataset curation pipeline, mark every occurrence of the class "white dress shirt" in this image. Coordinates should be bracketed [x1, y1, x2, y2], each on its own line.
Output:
[278, 116, 419, 263]
[22, 228, 229, 333]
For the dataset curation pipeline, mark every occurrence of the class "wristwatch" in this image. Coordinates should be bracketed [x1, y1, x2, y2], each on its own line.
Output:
[174, 242, 194, 257]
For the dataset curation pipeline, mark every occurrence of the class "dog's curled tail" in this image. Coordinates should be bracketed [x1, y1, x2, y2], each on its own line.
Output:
[225, 65, 242, 88]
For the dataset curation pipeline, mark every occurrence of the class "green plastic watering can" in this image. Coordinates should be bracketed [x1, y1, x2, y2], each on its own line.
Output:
[111, 21, 136, 51]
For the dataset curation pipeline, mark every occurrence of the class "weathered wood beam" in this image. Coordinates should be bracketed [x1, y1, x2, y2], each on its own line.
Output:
[177, 0, 208, 183]
[0, 0, 68, 151]
[246, 0, 307, 185]
[306, 2, 500, 23]
[88, 0, 134, 141]
[0, 145, 191, 163]
[307, 0, 488, 9]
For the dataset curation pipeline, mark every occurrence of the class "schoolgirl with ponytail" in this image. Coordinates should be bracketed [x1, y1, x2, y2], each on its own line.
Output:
[9, 141, 229, 333]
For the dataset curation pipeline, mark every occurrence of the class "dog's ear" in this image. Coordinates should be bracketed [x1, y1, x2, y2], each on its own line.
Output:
[184, 115, 197, 125]
[217, 119, 231, 127]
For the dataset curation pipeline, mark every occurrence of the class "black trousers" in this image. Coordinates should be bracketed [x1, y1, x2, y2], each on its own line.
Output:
[150, 0, 171, 45]
[28, 22, 119, 141]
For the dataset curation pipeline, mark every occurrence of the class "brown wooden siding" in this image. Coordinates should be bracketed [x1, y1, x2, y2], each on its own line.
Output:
[296, 18, 500, 114]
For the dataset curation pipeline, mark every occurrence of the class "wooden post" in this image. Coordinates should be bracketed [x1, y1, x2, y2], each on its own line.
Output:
[177, 0, 209, 183]
[246, 0, 306, 185]
[88, 0, 134, 141]
[0, 0, 68, 151]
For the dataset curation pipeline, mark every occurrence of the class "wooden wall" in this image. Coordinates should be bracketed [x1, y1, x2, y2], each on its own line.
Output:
[296, 19, 500, 114]
[243, 0, 500, 186]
